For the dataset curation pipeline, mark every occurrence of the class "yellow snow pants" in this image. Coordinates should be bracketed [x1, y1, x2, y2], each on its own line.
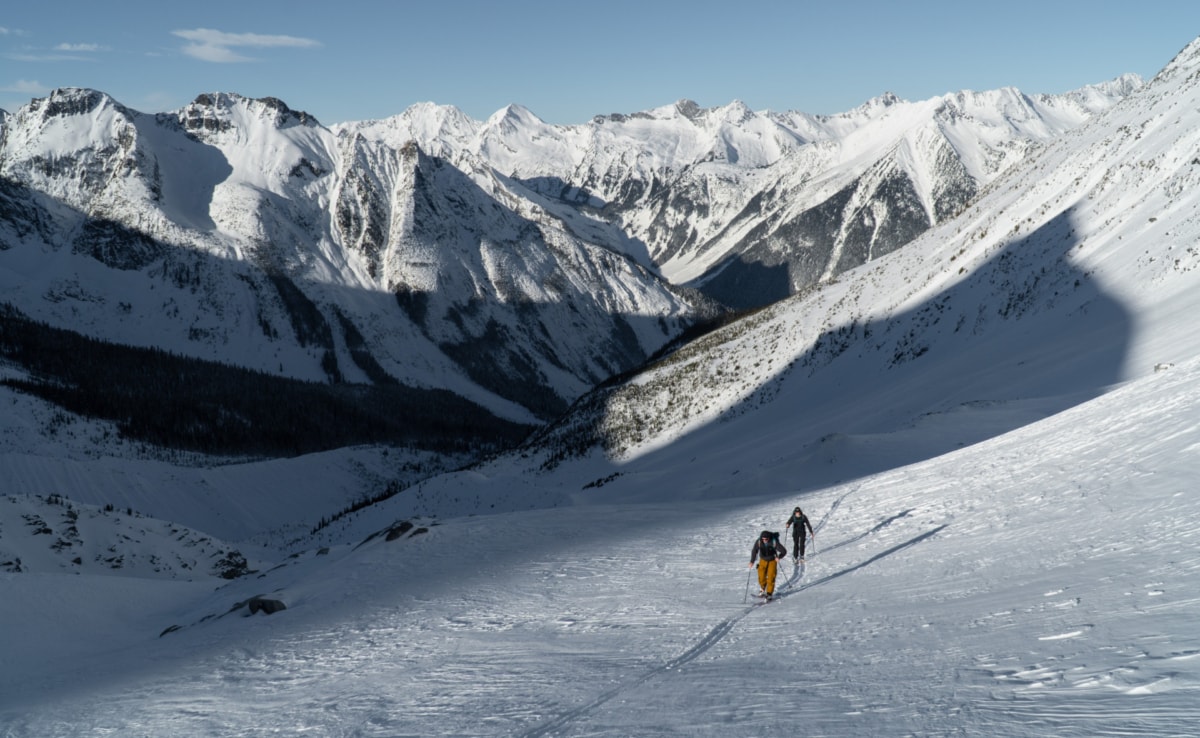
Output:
[757, 559, 778, 595]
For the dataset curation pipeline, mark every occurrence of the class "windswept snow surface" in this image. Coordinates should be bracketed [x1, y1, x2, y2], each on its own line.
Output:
[1, 359, 1198, 736]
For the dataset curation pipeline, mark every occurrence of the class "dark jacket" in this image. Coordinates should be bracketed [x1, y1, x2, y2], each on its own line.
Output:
[786, 511, 814, 538]
[751, 533, 787, 563]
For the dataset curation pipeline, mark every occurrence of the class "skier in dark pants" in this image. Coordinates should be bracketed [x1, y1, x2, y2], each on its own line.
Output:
[785, 506, 815, 561]
[749, 530, 787, 599]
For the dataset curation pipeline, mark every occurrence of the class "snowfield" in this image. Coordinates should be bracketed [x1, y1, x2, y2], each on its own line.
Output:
[1, 358, 1198, 736]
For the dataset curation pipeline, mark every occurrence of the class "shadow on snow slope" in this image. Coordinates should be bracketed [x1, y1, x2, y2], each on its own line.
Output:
[550, 205, 1133, 506]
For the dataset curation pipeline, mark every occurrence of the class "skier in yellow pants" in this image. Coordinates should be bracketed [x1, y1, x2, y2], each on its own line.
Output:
[749, 530, 787, 600]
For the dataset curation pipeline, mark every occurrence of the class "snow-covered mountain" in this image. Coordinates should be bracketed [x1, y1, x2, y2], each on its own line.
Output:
[0, 75, 1133, 441]
[503, 58, 1191, 493]
[0, 90, 702, 426]
[2, 35, 1199, 735]
[342, 77, 1139, 309]
[280, 38, 1200, 529]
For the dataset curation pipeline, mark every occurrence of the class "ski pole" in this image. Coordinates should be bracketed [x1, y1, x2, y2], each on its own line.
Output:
[743, 565, 752, 603]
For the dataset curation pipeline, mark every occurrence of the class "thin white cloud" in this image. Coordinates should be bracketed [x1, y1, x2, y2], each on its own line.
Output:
[179, 42, 251, 63]
[0, 79, 47, 94]
[5, 53, 88, 63]
[54, 43, 108, 53]
[172, 28, 320, 63]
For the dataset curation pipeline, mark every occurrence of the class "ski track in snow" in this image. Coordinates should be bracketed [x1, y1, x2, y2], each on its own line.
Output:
[518, 500, 853, 737]
[3, 492, 953, 738]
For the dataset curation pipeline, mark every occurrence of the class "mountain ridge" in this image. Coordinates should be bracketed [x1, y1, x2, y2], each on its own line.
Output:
[0, 72, 1148, 479]
[362, 40, 1200, 525]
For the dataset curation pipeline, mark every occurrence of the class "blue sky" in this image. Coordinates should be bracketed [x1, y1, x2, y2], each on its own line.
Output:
[2, 1, 1198, 125]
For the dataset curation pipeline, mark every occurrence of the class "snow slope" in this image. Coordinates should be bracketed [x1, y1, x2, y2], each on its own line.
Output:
[0, 357, 1196, 736]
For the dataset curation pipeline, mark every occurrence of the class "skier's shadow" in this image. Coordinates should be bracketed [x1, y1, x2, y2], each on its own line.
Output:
[774, 524, 947, 604]
[780, 558, 807, 591]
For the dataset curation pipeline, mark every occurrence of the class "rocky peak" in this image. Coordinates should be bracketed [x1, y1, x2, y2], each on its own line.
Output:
[674, 99, 705, 121]
[179, 92, 238, 134]
[27, 88, 131, 122]
[719, 100, 755, 125]
[858, 91, 902, 114]
[178, 92, 319, 136]
[255, 96, 319, 127]
[1156, 36, 1200, 80]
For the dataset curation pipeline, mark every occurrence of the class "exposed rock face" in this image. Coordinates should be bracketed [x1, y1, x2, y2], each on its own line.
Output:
[0, 81, 1136, 423]
[247, 596, 287, 615]
[0, 89, 702, 422]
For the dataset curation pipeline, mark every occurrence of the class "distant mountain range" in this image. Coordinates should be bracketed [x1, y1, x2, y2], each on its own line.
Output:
[411, 39, 1200, 519]
[2, 31, 1200, 619]
[0, 75, 1139, 445]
